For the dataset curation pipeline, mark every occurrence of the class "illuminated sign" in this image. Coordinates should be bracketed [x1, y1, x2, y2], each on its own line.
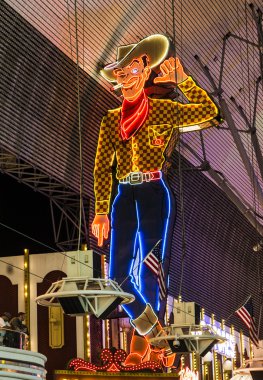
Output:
[191, 319, 235, 359]
[68, 348, 161, 372]
[92, 33, 221, 367]
[208, 321, 235, 358]
[179, 367, 199, 380]
[213, 329, 235, 358]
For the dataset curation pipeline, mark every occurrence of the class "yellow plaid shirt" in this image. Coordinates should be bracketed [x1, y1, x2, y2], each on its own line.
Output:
[94, 76, 220, 214]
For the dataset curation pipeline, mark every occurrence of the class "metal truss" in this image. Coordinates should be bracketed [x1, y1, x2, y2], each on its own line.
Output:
[0, 148, 89, 251]
[189, 4, 263, 234]
[181, 140, 263, 236]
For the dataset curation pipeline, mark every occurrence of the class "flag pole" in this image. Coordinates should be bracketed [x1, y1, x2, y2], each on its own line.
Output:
[225, 294, 252, 323]
[257, 293, 263, 341]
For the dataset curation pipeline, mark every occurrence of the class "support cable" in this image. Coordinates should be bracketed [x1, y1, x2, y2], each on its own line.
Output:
[172, 0, 187, 301]
[73, 0, 88, 251]
[245, 1, 262, 341]
[163, 0, 168, 35]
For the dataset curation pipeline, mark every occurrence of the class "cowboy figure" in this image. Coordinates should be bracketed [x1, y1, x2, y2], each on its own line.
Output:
[92, 34, 220, 366]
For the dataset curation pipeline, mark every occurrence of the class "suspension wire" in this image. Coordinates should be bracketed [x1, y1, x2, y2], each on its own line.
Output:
[82, 0, 85, 71]
[0, 221, 61, 254]
[231, 0, 254, 302]
[0, 258, 52, 285]
[245, 0, 262, 340]
[163, 0, 168, 35]
[73, 0, 86, 252]
[252, 25, 263, 343]
[174, 0, 187, 301]
[0, 218, 192, 319]
[248, 2, 262, 340]
[2, 224, 262, 334]
[172, 0, 176, 46]
[0, 220, 102, 275]
[236, 0, 246, 113]
[0, 220, 200, 322]
[199, 131, 207, 162]
[0, 1, 97, 285]
[65, 0, 74, 59]
[2, 241, 263, 337]
[0, 1, 214, 326]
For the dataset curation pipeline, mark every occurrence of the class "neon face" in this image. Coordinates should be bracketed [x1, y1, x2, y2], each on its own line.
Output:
[113, 56, 151, 101]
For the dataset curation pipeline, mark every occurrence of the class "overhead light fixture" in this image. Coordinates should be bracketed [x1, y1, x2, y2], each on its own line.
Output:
[253, 239, 263, 252]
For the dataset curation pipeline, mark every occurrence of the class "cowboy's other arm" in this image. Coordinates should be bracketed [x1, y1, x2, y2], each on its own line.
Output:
[92, 115, 115, 246]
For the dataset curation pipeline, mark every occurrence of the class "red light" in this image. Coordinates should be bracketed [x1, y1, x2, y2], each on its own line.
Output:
[68, 348, 162, 373]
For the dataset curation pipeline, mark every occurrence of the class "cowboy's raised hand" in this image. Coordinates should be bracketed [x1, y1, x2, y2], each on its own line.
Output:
[153, 57, 188, 85]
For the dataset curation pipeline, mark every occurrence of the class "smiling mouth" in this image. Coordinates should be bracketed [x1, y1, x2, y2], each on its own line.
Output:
[122, 78, 138, 89]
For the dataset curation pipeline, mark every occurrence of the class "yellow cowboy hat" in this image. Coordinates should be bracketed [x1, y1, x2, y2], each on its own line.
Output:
[100, 34, 170, 82]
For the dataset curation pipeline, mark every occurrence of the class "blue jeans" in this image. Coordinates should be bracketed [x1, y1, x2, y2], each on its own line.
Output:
[109, 178, 175, 319]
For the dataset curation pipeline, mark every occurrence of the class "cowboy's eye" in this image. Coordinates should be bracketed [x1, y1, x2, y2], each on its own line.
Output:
[131, 68, 139, 74]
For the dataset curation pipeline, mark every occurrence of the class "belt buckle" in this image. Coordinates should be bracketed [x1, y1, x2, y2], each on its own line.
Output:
[130, 172, 143, 185]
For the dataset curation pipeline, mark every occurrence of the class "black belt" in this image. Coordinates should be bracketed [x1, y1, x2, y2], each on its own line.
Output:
[119, 171, 162, 185]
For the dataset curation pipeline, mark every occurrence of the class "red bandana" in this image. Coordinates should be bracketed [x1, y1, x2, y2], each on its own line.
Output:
[120, 90, 149, 140]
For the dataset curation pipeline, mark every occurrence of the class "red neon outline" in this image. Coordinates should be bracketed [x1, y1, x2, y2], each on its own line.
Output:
[121, 91, 149, 140]
[68, 348, 162, 372]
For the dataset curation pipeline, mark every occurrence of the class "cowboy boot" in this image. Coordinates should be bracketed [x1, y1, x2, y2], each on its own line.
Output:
[149, 347, 163, 365]
[124, 330, 150, 366]
[146, 322, 176, 367]
[131, 304, 176, 367]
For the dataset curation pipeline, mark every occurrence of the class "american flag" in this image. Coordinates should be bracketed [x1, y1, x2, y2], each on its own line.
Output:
[143, 240, 166, 300]
[235, 296, 259, 347]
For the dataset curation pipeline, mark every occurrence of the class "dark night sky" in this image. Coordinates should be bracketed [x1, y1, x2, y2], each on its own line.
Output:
[0, 173, 57, 257]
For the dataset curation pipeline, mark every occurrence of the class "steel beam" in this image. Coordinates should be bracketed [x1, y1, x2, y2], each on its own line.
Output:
[217, 32, 260, 94]
[219, 98, 263, 207]
[194, 54, 263, 208]
[249, 4, 263, 89]
[230, 91, 263, 182]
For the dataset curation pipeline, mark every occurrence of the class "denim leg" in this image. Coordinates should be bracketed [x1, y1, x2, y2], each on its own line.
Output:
[109, 185, 147, 319]
[135, 180, 172, 313]
[109, 180, 175, 320]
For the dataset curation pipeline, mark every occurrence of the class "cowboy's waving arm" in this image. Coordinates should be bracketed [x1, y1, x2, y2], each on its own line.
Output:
[92, 114, 115, 246]
[154, 57, 220, 130]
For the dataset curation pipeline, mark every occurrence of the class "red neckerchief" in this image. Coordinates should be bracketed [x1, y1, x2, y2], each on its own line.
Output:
[120, 90, 149, 140]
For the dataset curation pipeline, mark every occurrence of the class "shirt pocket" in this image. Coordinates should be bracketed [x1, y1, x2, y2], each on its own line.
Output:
[148, 124, 173, 148]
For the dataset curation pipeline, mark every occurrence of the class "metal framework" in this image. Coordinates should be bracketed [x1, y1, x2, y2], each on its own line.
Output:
[149, 323, 226, 355]
[0, 148, 89, 251]
[181, 140, 263, 236]
[189, 4, 263, 235]
[36, 276, 134, 317]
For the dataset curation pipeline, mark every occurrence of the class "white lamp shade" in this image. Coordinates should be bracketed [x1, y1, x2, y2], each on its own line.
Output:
[223, 359, 233, 371]
[203, 351, 213, 362]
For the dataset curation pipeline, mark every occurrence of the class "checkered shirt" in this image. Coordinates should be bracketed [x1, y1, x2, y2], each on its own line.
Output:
[94, 76, 220, 214]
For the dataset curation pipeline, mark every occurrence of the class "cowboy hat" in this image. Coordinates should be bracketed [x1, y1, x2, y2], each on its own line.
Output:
[100, 34, 170, 82]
